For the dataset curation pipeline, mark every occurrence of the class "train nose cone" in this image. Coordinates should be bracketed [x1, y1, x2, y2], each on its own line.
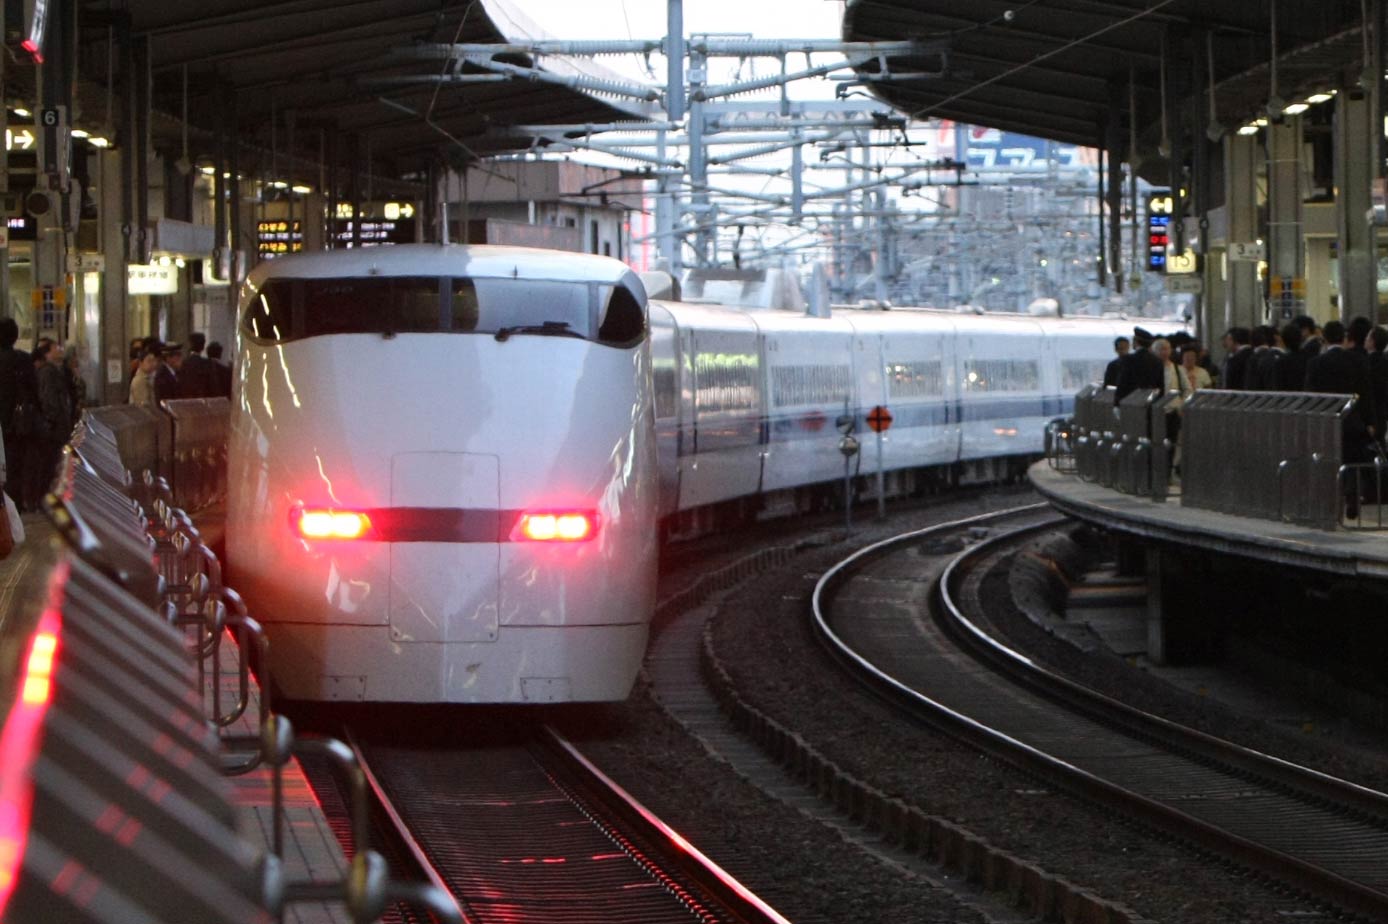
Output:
[387, 452, 501, 644]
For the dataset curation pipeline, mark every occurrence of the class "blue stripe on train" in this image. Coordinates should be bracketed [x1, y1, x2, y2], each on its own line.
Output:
[661, 394, 1070, 454]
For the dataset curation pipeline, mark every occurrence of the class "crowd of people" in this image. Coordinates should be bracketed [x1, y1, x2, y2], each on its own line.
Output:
[0, 326, 232, 515]
[1104, 314, 1387, 413]
[0, 320, 88, 513]
[1100, 314, 1388, 499]
[125, 332, 232, 408]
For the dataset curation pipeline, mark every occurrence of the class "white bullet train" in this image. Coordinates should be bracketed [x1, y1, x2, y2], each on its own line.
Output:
[226, 246, 658, 705]
[225, 244, 1142, 705]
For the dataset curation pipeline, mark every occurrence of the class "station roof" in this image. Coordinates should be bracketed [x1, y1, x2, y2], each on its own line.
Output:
[841, 0, 1365, 151]
[73, 0, 653, 181]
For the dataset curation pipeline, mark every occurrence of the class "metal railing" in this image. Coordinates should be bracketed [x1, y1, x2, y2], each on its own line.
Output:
[1181, 391, 1353, 530]
[1066, 385, 1177, 500]
[1043, 416, 1076, 473]
[85, 397, 229, 512]
[1338, 460, 1388, 530]
[15, 410, 460, 924]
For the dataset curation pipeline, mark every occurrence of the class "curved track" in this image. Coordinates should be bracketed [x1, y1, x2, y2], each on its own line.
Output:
[351, 726, 789, 924]
[812, 507, 1388, 921]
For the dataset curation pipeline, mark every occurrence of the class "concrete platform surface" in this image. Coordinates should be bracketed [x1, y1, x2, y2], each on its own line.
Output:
[1030, 461, 1388, 579]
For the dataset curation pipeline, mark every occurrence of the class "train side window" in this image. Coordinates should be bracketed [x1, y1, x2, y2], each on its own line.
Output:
[597, 286, 645, 346]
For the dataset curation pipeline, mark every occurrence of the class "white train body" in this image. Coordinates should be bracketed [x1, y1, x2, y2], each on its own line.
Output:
[650, 302, 1132, 520]
[226, 246, 658, 704]
[226, 243, 1143, 705]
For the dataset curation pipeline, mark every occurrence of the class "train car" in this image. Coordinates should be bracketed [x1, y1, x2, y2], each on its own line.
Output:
[225, 245, 658, 704]
[652, 293, 1138, 524]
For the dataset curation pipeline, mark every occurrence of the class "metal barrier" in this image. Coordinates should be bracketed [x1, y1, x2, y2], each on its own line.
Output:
[85, 398, 228, 512]
[1338, 460, 1388, 530]
[1044, 416, 1076, 472]
[163, 397, 231, 510]
[1061, 386, 1180, 500]
[7, 411, 461, 923]
[1072, 384, 1117, 482]
[1180, 390, 1353, 529]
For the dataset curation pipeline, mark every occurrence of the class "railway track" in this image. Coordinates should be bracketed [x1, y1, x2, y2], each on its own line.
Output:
[343, 724, 789, 924]
[812, 505, 1388, 921]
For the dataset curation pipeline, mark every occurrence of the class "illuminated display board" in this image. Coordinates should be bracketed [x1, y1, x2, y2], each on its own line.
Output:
[257, 219, 302, 257]
[1146, 191, 1173, 272]
[329, 217, 414, 247]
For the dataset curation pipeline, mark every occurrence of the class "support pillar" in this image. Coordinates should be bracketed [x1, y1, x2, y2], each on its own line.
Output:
[655, 130, 676, 272]
[1223, 132, 1261, 333]
[1266, 116, 1305, 320]
[687, 48, 710, 267]
[1335, 91, 1378, 323]
[99, 148, 128, 405]
[1145, 546, 1167, 665]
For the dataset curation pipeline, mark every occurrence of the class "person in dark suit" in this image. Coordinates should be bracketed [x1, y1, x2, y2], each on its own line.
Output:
[1247, 325, 1282, 390]
[1114, 327, 1165, 403]
[25, 341, 72, 511]
[207, 342, 232, 398]
[152, 342, 181, 405]
[1220, 327, 1253, 389]
[1295, 315, 1323, 368]
[1306, 320, 1376, 517]
[1102, 336, 1129, 388]
[0, 318, 27, 509]
[178, 332, 217, 399]
[1368, 326, 1388, 443]
[1274, 322, 1307, 391]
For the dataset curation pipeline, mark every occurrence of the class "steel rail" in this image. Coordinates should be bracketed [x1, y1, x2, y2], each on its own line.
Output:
[536, 726, 792, 924]
[811, 509, 1388, 921]
[341, 726, 789, 924]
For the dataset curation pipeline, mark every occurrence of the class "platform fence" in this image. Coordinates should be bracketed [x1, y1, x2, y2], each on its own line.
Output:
[0, 410, 461, 924]
[85, 396, 230, 512]
[1069, 385, 1177, 500]
[1061, 386, 1368, 530]
[1180, 390, 1352, 530]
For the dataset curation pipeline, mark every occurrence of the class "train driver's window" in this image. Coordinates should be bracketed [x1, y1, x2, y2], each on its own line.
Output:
[242, 283, 293, 341]
[449, 278, 480, 331]
[597, 285, 645, 346]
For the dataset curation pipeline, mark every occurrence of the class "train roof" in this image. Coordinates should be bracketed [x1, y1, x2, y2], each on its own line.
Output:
[652, 300, 1152, 341]
[245, 244, 639, 287]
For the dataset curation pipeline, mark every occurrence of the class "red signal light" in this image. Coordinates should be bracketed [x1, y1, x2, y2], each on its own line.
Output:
[512, 511, 598, 542]
[290, 505, 373, 540]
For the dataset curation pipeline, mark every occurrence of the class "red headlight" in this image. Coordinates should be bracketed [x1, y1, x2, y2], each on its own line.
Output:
[291, 506, 373, 540]
[512, 510, 598, 542]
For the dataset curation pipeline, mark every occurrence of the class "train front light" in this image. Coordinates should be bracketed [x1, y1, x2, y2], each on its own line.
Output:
[511, 510, 598, 542]
[291, 505, 374, 540]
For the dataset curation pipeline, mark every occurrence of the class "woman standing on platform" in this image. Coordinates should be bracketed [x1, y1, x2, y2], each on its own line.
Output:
[1154, 338, 1190, 482]
[1181, 345, 1212, 393]
[128, 350, 158, 408]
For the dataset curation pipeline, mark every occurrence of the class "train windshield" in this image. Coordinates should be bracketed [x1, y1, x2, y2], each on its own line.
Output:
[242, 276, 644, 346]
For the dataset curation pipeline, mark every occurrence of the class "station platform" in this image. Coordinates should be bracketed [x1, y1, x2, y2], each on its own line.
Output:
[210, 628, 351, 924]
[188, 499, 352, 924]
[0, 503, 354, 924]
[1028, 461, 1388, 580]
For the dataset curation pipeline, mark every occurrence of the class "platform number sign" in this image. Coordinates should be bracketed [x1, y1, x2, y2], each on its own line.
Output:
[1146, 191, 1173, 272]
[39, 105, 67, 183]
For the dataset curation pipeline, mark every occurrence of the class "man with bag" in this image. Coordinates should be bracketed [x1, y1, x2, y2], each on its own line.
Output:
[0, 318, 34, 512]
[25, 340, 71, 513]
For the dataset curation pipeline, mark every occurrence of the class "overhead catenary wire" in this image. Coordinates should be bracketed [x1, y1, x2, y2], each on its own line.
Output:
[427, 0, 476, 123]
[908, 0, 1181, 120]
